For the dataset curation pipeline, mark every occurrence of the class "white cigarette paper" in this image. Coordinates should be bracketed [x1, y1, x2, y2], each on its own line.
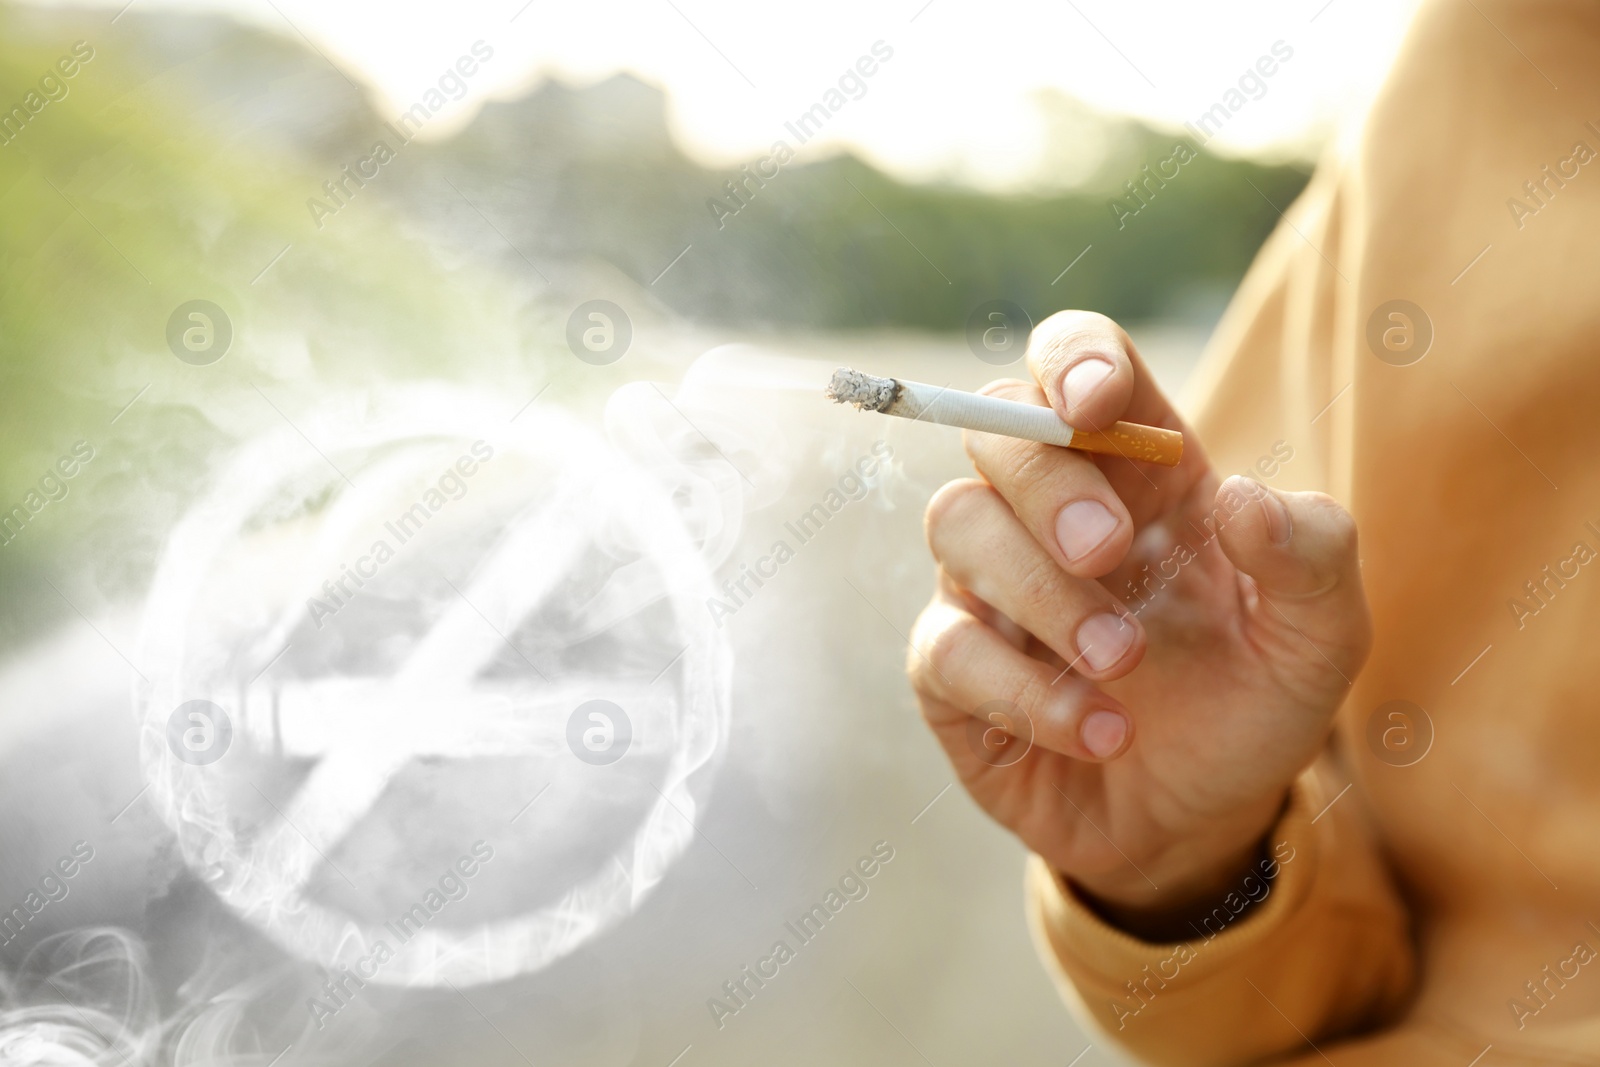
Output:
[825, 366, 1186, 466]
[825, 368, 1075, 447]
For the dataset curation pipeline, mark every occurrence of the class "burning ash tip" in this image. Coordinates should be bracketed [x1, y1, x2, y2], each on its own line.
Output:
[825, 368, 900, 412]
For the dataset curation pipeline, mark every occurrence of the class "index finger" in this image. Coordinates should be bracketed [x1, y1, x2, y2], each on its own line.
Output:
[1027, 310, 1174, 432]
[1026, 310, 1205, 521]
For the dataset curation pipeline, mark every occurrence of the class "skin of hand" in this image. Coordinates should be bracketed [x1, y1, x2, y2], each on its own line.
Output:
[908, 311, 1371, 940]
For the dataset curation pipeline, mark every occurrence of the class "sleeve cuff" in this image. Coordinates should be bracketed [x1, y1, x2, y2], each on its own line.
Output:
[1026, 776, 1321, 990]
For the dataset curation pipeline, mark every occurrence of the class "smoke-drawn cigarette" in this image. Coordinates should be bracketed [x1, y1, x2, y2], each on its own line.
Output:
[825, 368, 1184, 467]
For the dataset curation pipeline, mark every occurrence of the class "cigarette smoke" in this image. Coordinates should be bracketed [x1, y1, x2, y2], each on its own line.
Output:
[0, 926, 297, 1066]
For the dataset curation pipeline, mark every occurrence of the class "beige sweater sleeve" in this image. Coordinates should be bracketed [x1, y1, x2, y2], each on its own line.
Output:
[1025, 766, 1415, 1067]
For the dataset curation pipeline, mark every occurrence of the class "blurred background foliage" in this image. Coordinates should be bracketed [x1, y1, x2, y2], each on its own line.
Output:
[0, 2, 1309, 642]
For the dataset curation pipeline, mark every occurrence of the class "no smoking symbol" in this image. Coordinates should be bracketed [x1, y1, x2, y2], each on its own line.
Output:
[137, 389, 730, 988]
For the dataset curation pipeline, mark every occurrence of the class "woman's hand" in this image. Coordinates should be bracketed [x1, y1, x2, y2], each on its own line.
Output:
[908, 311, 1371, 939]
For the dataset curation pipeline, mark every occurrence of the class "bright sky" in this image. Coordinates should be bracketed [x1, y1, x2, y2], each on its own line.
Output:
[32, 0, 1421, 190]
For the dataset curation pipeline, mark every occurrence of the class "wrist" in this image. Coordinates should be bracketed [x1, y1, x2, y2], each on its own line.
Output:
[1065, 790, 1289, 942]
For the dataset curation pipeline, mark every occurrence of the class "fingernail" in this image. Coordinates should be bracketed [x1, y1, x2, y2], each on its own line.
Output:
[1253, 480, 1292, 545]
[1062, 357, 1114, 415]
[1077, 613, 1136, 672]
[1056, 499, 1119, 562]
[1080, 709, 1128, 759]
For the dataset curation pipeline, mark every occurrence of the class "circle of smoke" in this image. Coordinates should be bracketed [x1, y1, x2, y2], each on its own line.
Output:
[0, 929, 156, 1066]
[0, 926, 295, 1066]
[135, 385, 731, 988]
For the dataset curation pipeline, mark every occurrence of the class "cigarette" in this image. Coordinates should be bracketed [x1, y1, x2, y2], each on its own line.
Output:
[825, 368, 1184, 467]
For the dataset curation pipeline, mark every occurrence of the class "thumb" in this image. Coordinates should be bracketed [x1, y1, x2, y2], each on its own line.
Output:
[1214, 476, 1372, 688]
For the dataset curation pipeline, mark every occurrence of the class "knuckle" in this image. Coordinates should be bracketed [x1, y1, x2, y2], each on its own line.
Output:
[905, 643, 930, 691]
[1011, 549, 1067, 616]
[998, 664, 1051, 728]
[1314, 493, 1360, 549]
[924, 478, 994, 554]
[923, 611, 978, 678]
[1298, 491, 1361, 567]
[1038, 308, 1117, 336]
[1002, 445, 1062, 506]
[1031, 310, 1128, 360]
[905, 620, 936, 690]
[907, 601, 973, 690]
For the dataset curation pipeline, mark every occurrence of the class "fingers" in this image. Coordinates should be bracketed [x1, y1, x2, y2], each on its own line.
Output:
[1214, 476, 1373, 687]
[937, 567, 1034, 653]
[1021, 311, 1206, 523]
[1026, 310, 1139, 431]
[963, 311, 1209, 567]
[908, 597, 1133, 762]
[962, 380, 1133, 578]
[926, 479, 1144, 680]
[1025, 310, 1172, 434]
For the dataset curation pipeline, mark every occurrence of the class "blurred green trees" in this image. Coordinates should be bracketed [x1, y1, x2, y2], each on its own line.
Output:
[0, 3, 1310, 637]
